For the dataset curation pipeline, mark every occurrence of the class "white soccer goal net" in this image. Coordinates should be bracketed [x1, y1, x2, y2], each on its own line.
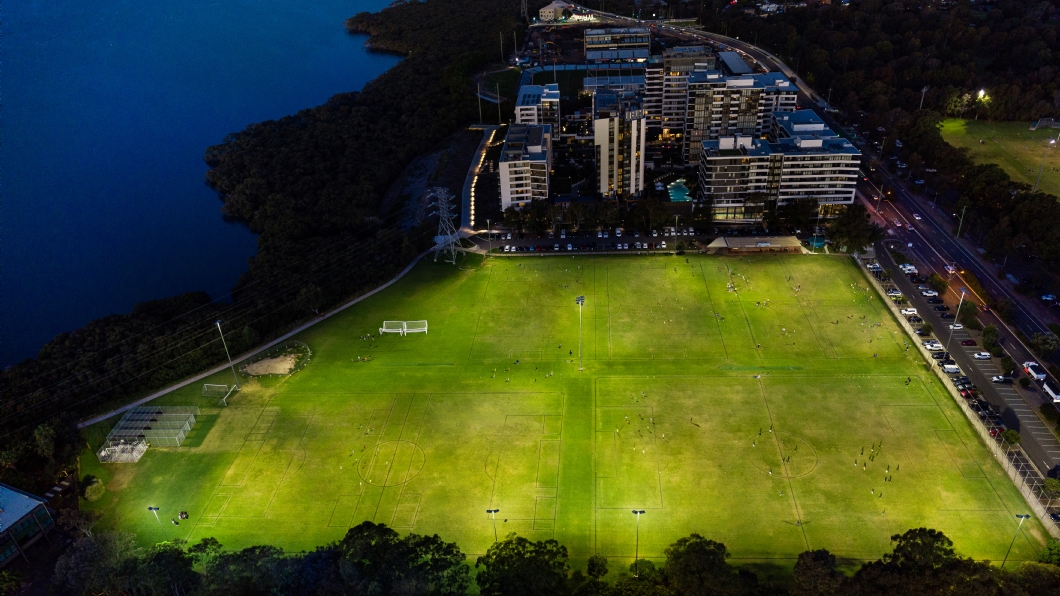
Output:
[380, 321, 406, 335]
[202, 384, 229, 397]
[405, 321, 428, 334]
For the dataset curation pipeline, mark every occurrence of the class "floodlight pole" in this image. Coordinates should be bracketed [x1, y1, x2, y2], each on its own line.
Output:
[945, 290, 966, 355]
[1001, 514, 1031, 570]
[954, 206, 967, 240]
[632, 510, 645, 577]
[216, 320, 241, 390]
[487, 509, 500, 543]
[1034, 135, 1059, 192]
[576, 296, 585, 371]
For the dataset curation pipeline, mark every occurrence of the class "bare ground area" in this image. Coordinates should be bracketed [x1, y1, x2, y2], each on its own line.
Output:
[244, 353, 299, 376]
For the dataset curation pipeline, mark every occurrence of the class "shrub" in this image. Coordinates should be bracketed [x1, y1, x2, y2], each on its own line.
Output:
[1001, 429, 1022, 445]
[1020, 377, 1031, 388]
[990, 346, 1004, 357]
[83, 479, 105, 502]
[1001, 356, 1017, 375]
[1040, 403, 1060, 423]
[921, 323, 933, 336]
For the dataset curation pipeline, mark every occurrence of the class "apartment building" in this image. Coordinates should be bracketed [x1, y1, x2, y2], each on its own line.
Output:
[684, 71, 797, 163]
[644, 46, 716, 133]
[698, 130, 861, 224]
[514, 84, 560, 129]
[769, 110, 836, 142]
[593, 91, 646, 198]
[500, 124, 552, 210]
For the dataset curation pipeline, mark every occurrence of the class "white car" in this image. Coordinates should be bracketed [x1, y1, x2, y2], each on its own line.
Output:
[913, 213, 922, 220]
[900, 308, 918, 315]
[597, 230, 602, 238]
[615, 229, 622, 237]
[925, 343, 945, 352]
[921, 290, 939, 297]
[661, 241, 667, 248]
[948, 323, 964, 330]
[893, 220, 902, 228]
[973, 352, 991, 360]
[652, 230, 658, 237]
[623, 243, 629, 250]
[944, 265, 956, 275]
[886, 289, 903, 297]
[504, 245, 510, 252]
[567, 244, 573, 251]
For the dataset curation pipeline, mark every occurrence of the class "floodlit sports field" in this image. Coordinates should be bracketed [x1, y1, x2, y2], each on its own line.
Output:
[940, 118, 1060, 197]
[83, 253, 1048, 571]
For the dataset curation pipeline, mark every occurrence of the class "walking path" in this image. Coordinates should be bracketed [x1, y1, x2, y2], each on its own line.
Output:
[461, 125, 500, 234]
[78, 249, 432, 428]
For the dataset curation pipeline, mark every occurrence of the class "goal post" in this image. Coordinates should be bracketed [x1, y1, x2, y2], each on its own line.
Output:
[380, 321, 406, 336]
[202, 384, 229, 397]
[405, 320, 428, 334]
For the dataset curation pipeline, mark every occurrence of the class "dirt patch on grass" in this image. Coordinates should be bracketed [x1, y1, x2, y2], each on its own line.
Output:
[244, 354, 299, 376]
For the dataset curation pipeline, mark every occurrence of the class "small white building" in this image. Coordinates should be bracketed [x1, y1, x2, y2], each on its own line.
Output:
[539, 0, 572, 22]
[500, 124, 552, 210]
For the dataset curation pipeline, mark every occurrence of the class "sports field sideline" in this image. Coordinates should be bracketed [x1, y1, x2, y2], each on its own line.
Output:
[82, 253, 1047, 573]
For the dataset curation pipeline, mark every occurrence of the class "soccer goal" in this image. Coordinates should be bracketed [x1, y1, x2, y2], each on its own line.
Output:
[202, 383, 238, 405]
[380, 321, 406, 336]
[405, 320, 428, 334]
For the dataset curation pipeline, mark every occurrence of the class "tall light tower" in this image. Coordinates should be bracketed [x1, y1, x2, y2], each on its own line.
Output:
[215, 320, 240, 391]
[576, 296, 585, 371]
[429, 187, 460, 264]
[486, 508, 501, 542]
[632, 510, 646, 576]
[147, 506, 165, 540]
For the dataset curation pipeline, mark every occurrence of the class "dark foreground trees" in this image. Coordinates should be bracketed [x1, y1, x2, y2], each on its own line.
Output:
[47, 524, 1060, 595]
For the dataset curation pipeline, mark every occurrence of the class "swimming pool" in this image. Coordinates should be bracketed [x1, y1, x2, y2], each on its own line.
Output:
[667, 178, 691, 202]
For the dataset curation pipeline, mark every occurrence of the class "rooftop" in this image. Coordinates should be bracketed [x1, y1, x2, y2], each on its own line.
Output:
[687, 70, 793, 89]
[585, 27, 650, 35]
[717, 51, 753, 75]
[0, 482, 45, 532]
[707, 236, 803, 249]
[501, 123, 551, 163]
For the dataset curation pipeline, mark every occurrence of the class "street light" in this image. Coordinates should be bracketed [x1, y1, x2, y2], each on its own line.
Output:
[945, 290, 966, 355]
[486, 508, 500, 543]
[215, 320, 240, 391]
[147, 506, 165, 540]
[632, 510, 645, 577]
[919, 85, 929, 111]
[486, 219, 492, 255]
[1000, 514, 1032, 570]
[576, 296, 585, 371]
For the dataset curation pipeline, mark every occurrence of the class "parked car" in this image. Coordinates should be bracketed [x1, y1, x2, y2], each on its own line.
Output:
[960, 340, 977, 346]
[927, 297, 944, 304]
[991, 375, 1012, 383]
[934, 305, 950, 311]
[973, 352, 991, 360]
[948, 323, 964, 330]
[907, 316, 923, 323]
[921, 290, 939, 297]
[913, 213, 922, 220]
[900, 308, 918, 315]
[940, 313, 956, 319]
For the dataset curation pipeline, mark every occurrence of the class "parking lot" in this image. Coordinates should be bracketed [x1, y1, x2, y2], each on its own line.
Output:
[483, 226, 698, 253]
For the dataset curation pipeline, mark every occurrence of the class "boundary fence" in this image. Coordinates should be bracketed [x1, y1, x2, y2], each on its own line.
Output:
[856, 253, 1060, 539]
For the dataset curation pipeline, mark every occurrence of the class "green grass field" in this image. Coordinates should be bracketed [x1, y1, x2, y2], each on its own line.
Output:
[940, 118, 1060, 196]
[82, 253, 1048, 574]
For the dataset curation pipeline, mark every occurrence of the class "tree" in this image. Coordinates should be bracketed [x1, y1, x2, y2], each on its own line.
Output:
[1001, 429, 1022, 446]
[663, 534, 735, 596]
[586, 554, 609, 579]
[335, 521, 470, 595]
[1001, 356, 1017, 376]
[53, 531, 141, 595]
[921, 323, 933, 336]
[983, 325, 1000, 349]
[825, 204, 885, 253]
[1006, 562, 1060, 594]
[928, 273, 949, 294]
[1039, 539, 1060, 566]
[33, 423, 56, 460]
[0, 571, 19, 596]
[1043, 478, 1060, 511]
[792, 549, 842, 596]
[1031, 332, 1060, 357]
[882, 528, 957, 573]
[296, 283, 326, 315]
[476, 534, 570, 596]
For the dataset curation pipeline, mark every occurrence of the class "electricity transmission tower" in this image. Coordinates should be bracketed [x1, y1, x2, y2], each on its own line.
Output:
[429, 187, 460, 264]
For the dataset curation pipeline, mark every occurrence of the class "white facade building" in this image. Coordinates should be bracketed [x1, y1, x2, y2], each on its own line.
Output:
[500, 124, 552, 210]
[539, 0, 571, 22]
[514, 84, 560, 129]
[644, 46, 716, 133]
[593, 91, 646, 198]
[698, 130, 861, 224]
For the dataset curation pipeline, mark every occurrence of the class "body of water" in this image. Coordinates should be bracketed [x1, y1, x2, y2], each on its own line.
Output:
[4, 0, 400, 365]
[667, 178, 691, 202]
